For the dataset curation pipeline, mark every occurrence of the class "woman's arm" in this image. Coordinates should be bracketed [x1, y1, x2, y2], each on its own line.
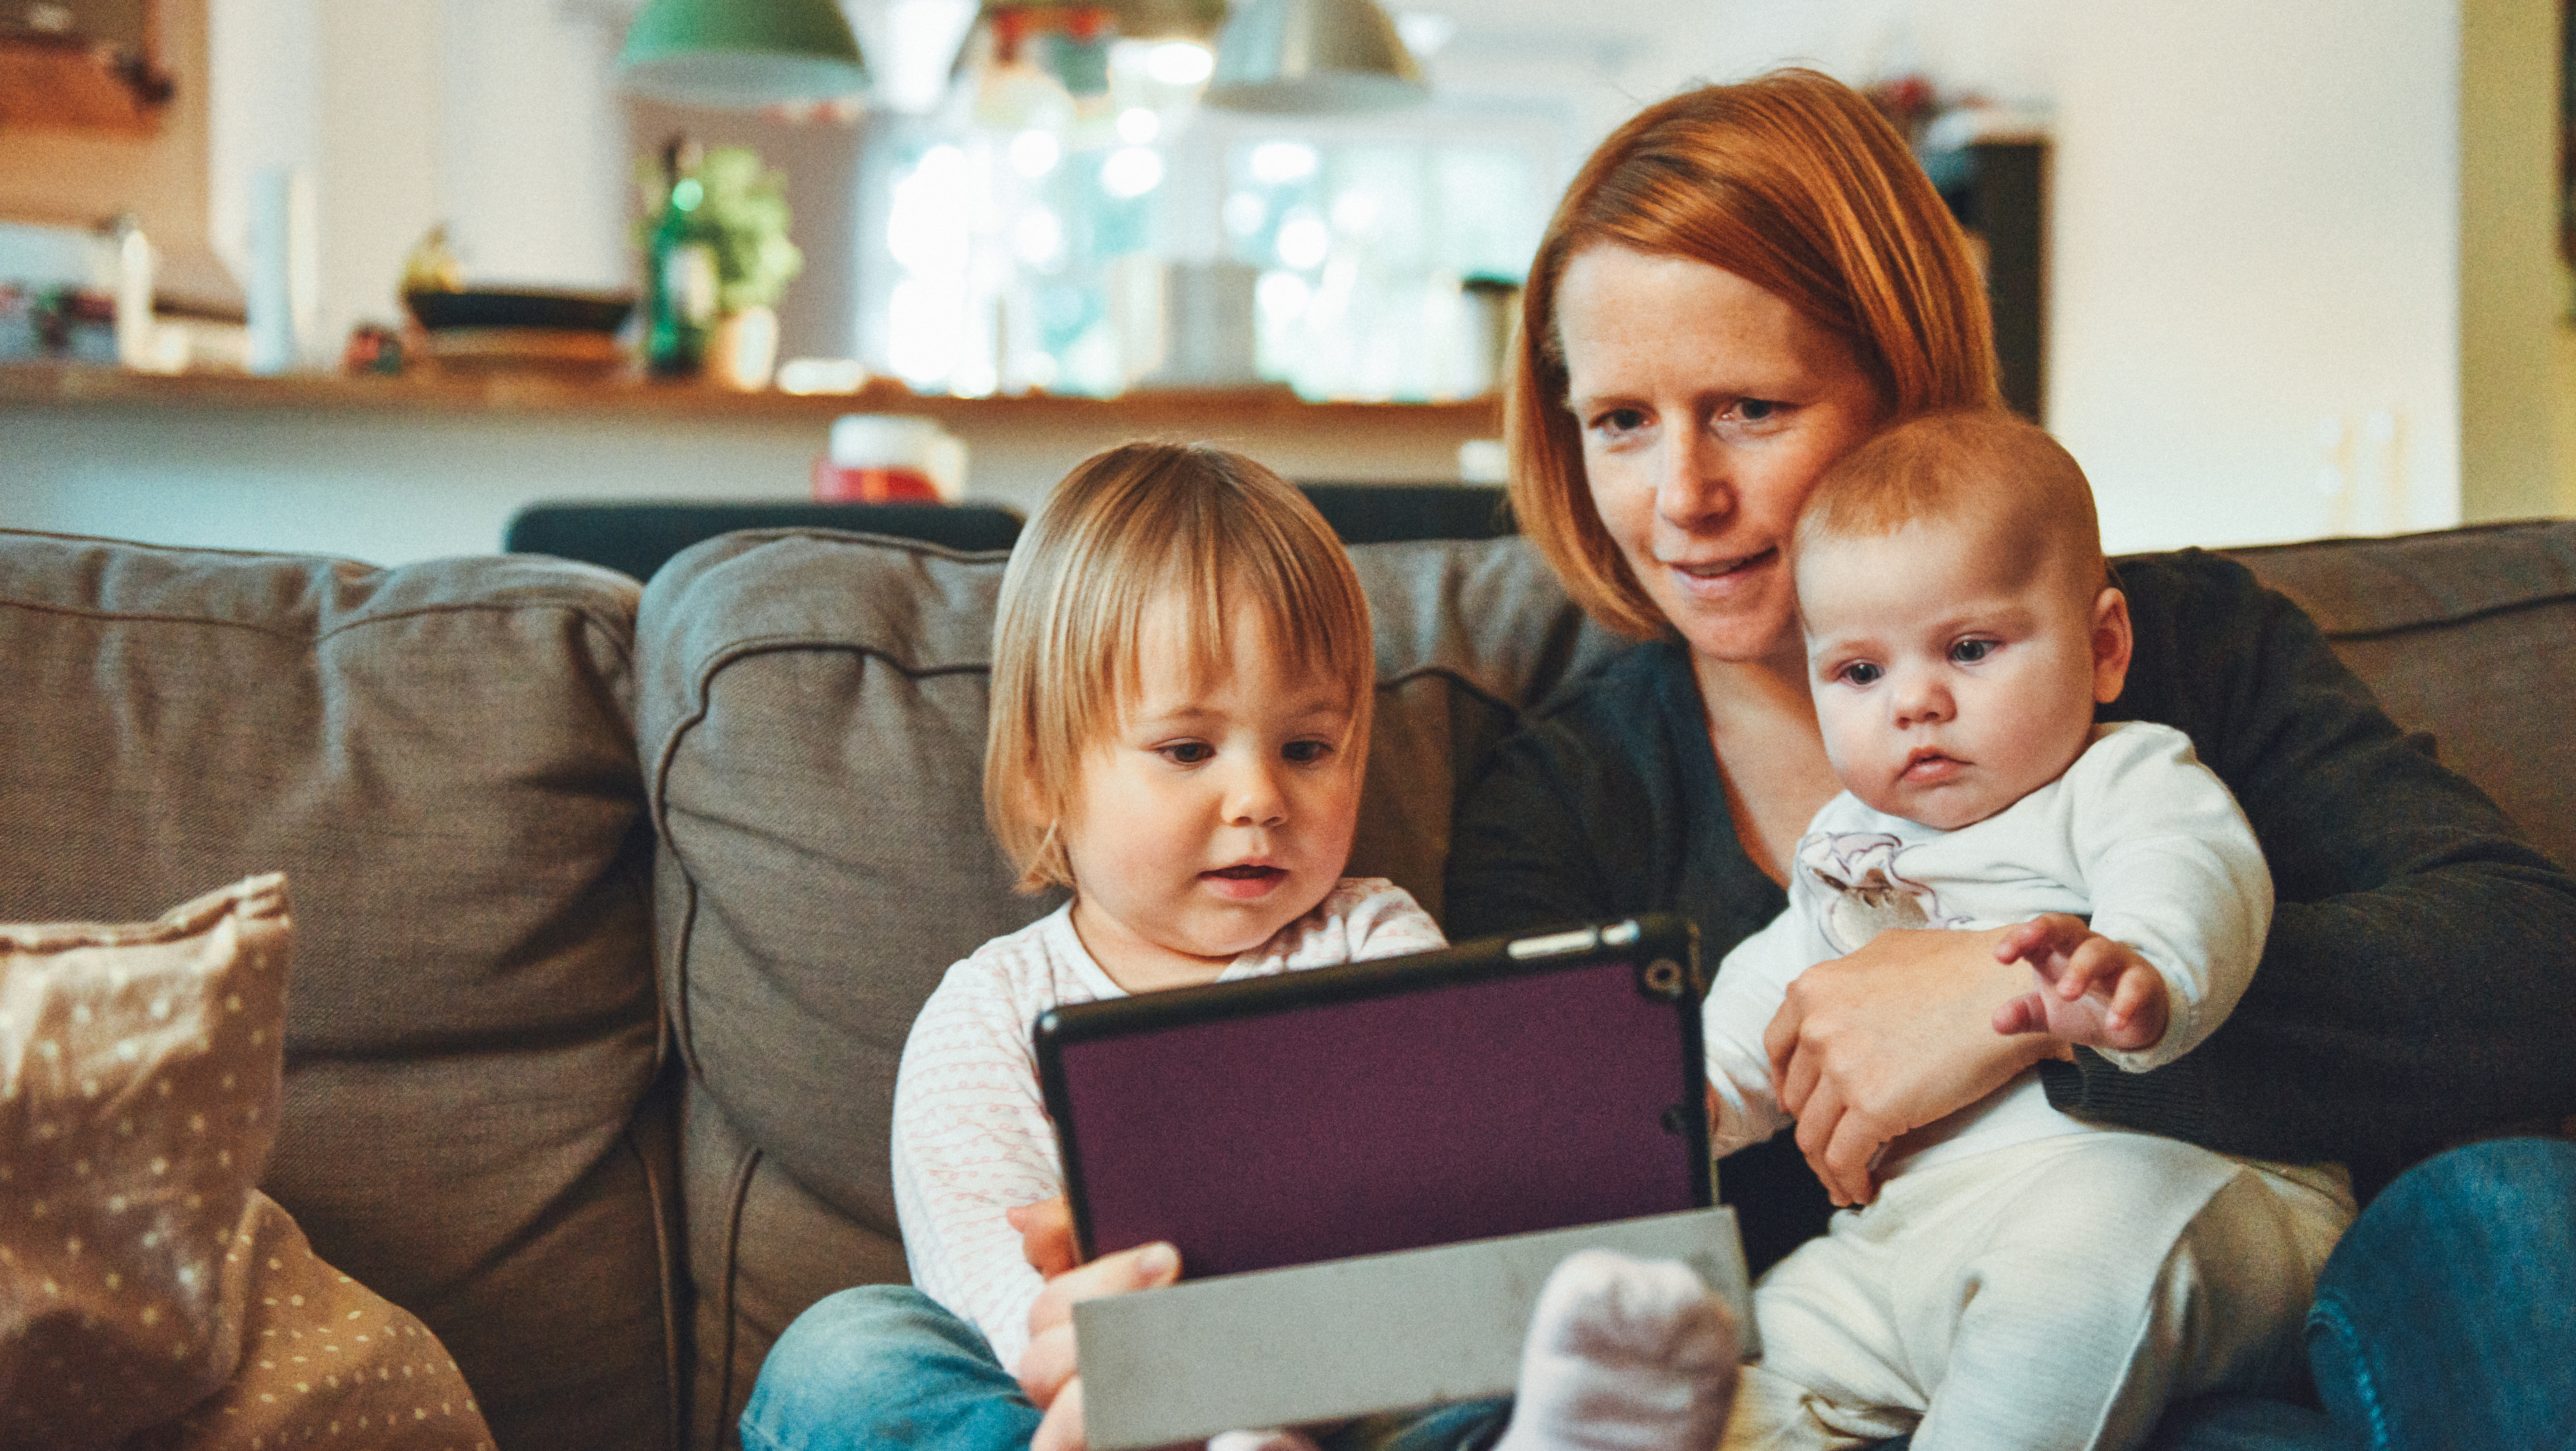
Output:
[2048, 553, 2576, 1183]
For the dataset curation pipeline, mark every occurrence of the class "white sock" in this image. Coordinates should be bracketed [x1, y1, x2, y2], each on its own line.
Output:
[1491, 1248, 1741, 1451]
[1208, 1431, 1325, 1451]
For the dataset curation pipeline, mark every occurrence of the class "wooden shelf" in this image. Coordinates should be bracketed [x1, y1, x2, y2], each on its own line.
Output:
[0, 361, 1502, 430]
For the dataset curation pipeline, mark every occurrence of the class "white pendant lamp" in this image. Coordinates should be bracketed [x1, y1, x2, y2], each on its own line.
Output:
[1201, 0, 1427, 114]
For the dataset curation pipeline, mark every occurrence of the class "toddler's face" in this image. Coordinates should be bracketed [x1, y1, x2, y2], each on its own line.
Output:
[1059, 595, 1363, 991]
[1797, 518, 2127, 830]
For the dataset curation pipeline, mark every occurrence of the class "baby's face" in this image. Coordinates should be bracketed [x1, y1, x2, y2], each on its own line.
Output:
[1797, 518, 2125, 830]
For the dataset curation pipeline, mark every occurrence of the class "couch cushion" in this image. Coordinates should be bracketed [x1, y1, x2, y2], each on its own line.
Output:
[636, 528, 1618, 1442]
[2219, 519, 2576, 870]
[0, 531, 674, 1451]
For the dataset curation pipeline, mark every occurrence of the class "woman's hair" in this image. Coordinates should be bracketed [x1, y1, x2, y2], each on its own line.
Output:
[1796, 409, 2107, 596]
[1508, 68, 2003, 638]
[984, 441, 1376, 893]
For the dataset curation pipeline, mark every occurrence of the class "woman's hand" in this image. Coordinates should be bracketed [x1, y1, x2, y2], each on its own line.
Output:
[1762, 925, 2065, 1206]
[1007, 1196, 1181, 1451]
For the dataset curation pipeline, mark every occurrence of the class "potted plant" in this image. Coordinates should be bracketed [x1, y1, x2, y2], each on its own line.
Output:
[637, 143, 804, 389]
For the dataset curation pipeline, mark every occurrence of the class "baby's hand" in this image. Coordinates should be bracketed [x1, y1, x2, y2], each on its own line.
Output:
[1989, 913, 2169, 1052]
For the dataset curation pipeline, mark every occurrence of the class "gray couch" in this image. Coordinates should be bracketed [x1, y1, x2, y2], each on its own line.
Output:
[2, 516, 2568, 1451]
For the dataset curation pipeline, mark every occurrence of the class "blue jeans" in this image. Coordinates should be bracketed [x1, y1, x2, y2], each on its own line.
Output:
[739, 1285, 1041, 1451]
[746, 1140, 2576, 1451]
[738, 1284, 1509, 1451]
[2299, 1136, 2576, 1449]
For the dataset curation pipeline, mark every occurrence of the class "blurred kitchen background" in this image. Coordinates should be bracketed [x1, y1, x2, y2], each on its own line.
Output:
[1, 0, 2569, 567]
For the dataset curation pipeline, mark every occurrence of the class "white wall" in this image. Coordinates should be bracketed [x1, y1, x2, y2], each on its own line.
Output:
[206, 0, 630, 355]
[1420, 0, 2565, 549]
[2050, 0, 2466, 549]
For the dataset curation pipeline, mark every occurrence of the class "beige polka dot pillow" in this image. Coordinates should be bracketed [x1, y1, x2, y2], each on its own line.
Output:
[1, 875, 492, 1451]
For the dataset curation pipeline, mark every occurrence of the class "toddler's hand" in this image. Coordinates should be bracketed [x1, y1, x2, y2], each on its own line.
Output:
[1010, 1195, 1079, 1279]
[1989, 913, 2169, 1052]
[1016, 1236, 1182, 1451]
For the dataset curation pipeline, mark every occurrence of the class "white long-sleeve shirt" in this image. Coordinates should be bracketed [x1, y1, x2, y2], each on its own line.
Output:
[889, 878, 1446, 1372]
[1705, 721, 2272, 1178]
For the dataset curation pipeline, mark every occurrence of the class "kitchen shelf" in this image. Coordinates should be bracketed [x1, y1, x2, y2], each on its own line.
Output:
[0, 361, 1501, 430]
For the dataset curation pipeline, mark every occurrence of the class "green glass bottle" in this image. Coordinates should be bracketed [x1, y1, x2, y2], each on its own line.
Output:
[644, 137, 717, 377]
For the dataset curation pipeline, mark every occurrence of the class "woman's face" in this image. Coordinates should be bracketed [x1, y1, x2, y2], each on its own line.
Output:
[1556, 245, 1887, 665]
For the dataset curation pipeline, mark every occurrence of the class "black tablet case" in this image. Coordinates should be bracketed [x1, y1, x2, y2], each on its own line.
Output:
[1035, 914, 1710, 1278]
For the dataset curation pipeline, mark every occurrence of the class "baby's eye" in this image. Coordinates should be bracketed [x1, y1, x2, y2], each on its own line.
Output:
[1282, 739, 1333, 765]
[1161, 741, 1214, 765]
[1949, 639, 1997, 664]
[1836, 661, 1883, 687]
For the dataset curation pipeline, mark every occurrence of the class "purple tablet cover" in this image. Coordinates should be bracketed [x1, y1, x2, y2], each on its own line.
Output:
[1050, 953, 1702, 1278]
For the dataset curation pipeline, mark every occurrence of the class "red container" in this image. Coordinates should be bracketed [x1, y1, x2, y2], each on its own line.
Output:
[812, 458, 942, 503]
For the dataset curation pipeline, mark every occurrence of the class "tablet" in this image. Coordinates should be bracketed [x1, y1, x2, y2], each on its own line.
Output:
[1034, 914, 1710, 1279]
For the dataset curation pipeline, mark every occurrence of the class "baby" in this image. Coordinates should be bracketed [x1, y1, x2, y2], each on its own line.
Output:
[1703, 412, 2356, 1451]
[891, 441, 1740, 1451]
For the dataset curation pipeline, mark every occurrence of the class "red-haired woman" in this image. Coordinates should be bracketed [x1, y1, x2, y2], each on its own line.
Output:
[1448, 66, 2576, 1451]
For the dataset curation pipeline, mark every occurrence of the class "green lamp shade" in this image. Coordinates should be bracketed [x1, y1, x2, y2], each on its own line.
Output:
[617, 0, 870, 108]
[1202, 0, 1426, 114]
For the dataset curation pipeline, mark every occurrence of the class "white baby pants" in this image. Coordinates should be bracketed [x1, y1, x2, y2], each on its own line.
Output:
[1720, 1131, 2354, 1451]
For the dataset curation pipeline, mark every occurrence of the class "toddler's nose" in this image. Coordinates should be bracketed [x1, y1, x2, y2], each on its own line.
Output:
[1224, 760, 1288, 827]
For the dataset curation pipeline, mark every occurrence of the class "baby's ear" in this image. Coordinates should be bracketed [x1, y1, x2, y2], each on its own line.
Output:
[2090, 586, 2134, 704]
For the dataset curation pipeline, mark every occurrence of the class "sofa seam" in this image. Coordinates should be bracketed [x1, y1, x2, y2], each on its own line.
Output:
[2309, 591, 2576, 645]
[714, 1142, 763, 1451]
[660, 632, 1533, 707]
[693, 526, 1017, 566]
[0, 596, 641, 671]
[626, 1114, 688, 1451]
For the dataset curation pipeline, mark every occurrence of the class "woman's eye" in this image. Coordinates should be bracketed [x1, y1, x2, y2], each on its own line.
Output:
[1162, 742, 1213, 765]
[1950, 639, 1996, 664]
[1736, 398, 1781, 422]
[1837, 662, 1883, 686]
[1591, 406, 1649, 436]
[1283, 739, 1332, 765]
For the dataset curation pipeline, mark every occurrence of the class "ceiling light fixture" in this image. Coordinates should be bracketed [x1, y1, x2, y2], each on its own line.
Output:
[1201, 0, 1427, 114]
[616, 0, 872, 109]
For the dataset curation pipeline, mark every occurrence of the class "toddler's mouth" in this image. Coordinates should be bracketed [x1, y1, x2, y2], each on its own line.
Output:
[1202, 862, 1287, 900]
[1902, 750, 1965, 783]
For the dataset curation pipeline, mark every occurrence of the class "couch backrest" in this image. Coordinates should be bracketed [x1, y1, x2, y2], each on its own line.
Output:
[2219, 519, 2576, 872]
[635, 529, 1622, 1445]
[0, 531, 678, 1451]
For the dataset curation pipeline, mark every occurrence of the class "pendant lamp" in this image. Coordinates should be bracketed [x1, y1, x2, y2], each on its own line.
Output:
[617, 0, 872, 108]
[1201, 0, 1425, 114]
